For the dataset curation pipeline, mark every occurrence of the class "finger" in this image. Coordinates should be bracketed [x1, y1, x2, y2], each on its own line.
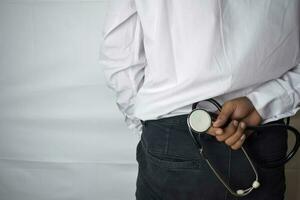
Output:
[230, 134, 246, 150]
[224, 121, 246, 146]
[206, 126, 223, 137]
[215, 120, 238, 142]
[213, 102, 235, 128]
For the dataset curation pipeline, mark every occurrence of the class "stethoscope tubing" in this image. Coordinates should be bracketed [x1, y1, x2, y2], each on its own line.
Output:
[245, 123, 300, 168]
[192, 98, 300, 169]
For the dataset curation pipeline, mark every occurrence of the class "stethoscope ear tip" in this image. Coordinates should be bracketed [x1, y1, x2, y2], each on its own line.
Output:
[236, 190, 245, 196]
[236, 180, 260, 196]
[252, 180, 260, 188]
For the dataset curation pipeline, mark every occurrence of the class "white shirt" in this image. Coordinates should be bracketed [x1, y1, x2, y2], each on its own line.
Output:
[99, 0, 300, 136]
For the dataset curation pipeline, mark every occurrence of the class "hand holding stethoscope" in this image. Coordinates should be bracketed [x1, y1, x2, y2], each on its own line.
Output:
[186, 97, 300, 197]
[205, 97, 264, 150]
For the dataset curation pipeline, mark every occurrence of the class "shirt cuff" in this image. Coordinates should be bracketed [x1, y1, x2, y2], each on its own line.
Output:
[124, 114, 143, 137]
[245, 80, 296, 124]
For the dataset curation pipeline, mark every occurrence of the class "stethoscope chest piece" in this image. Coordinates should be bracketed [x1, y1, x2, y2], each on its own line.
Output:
[187, 109, 211, 133]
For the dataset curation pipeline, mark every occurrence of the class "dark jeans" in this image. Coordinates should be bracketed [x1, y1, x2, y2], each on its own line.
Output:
[135, 114, 288, 200]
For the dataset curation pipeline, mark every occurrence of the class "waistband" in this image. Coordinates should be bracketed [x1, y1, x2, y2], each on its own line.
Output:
[141, 114, 190, 129]
[140, 114, 286, 129]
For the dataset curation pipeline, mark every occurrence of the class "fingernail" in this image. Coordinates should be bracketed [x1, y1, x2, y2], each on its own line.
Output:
[214, 119, 220, 125]
[216, 129, 223, 135]
[214, 119, 222, 127]
[240, 122, 246, 129]
[240, 134, 246, 141]
[233, 120, 238, 126]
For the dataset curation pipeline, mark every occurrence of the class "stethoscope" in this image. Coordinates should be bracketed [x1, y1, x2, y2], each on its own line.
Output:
[186, 98, 300, 197]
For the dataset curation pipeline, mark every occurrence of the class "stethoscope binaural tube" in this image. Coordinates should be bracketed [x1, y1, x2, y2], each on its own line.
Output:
[245, 123, 300, 168]
[186, 98, 300, 197]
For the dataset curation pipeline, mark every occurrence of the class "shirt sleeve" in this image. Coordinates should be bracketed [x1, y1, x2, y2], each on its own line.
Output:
[246, 63, 300, 124]
[98, 0, 146, 136]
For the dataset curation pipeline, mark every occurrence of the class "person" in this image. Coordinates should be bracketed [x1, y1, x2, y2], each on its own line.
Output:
[99, 1, 300, 199]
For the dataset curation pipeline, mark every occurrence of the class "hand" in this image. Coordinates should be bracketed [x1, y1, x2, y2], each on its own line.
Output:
[206, 96, 263, 150]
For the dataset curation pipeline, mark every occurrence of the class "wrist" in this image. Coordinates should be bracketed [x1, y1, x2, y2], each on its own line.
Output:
[244, 95, 264, 122]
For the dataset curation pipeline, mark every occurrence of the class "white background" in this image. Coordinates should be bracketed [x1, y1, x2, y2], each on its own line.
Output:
[0, 0, 299, 200]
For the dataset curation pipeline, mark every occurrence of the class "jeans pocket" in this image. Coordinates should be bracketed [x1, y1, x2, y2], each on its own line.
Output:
[143, 139, 206, 170]
[141, 119, 209, 170]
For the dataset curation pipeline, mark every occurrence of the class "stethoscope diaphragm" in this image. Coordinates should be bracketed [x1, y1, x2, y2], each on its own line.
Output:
[187, 109, 212, 133]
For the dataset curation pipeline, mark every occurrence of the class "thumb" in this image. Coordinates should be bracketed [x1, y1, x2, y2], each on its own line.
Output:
[213, 102, 234, 128]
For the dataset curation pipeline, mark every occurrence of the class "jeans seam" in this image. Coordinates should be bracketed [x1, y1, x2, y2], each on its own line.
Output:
[146, 148, 203, 169]
[164, 127, 170, 154]
[225, 148, 231, 200]
[148, 149, 201, 162]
